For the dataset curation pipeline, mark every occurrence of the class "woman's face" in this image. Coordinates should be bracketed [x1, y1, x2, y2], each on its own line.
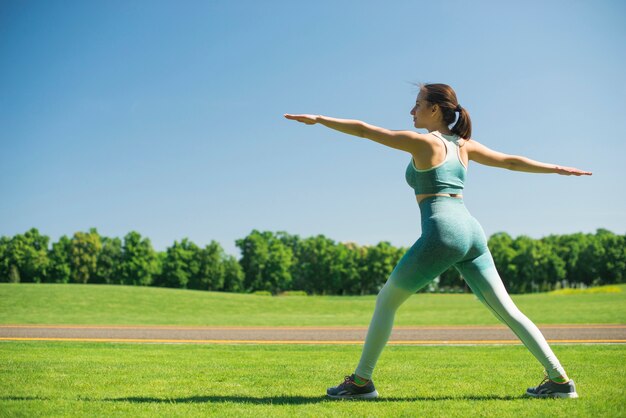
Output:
[410, 91, 433, 129]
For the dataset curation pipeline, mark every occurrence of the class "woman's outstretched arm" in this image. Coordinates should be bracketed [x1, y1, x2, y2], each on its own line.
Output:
[468, 139, 592, 176]
[284, 113, 430, 154]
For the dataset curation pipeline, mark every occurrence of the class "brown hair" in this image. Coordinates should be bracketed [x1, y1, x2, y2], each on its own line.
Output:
[415, 82, 472, 139]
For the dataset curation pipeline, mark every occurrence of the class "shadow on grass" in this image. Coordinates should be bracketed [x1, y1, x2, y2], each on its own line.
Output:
[101, 394, 526, 404]
[0, 394, 529, 404]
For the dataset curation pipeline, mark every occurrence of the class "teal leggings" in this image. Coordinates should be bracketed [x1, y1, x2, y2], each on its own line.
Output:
[355, 196, 566, 380]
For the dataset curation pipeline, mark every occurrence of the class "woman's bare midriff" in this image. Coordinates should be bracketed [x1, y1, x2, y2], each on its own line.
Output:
[415, 193, 463, 204]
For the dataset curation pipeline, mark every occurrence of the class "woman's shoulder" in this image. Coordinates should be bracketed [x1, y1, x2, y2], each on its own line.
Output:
[458, 135, 484, 149]
[461, 137, 499, 153]
[457, 136, 470, 148]
[438, 132, 470, 149]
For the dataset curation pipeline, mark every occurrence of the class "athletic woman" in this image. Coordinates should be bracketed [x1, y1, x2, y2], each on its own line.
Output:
[284, 83, 591, 400]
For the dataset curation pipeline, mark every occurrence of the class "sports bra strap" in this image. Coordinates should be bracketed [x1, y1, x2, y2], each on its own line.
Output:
[431, 131, 459, 146]
[404, 130, 467, 195]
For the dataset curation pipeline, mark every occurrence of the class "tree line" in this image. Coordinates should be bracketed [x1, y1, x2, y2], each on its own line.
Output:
[0, 228, 623, 295]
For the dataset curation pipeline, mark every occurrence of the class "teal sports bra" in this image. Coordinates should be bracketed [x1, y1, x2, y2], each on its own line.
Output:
[405, 131, 467, 195]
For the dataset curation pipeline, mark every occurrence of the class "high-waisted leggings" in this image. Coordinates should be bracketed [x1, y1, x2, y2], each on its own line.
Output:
[354, 196, 566, 380]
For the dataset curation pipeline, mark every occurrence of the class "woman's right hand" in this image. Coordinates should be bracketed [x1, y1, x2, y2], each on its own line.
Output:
[284, 114, 319, 125]
[554, 165, 593, 176]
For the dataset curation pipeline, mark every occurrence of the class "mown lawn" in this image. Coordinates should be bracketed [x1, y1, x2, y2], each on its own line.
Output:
[0, 342, 624, 417]
[1, 283, 625, 326]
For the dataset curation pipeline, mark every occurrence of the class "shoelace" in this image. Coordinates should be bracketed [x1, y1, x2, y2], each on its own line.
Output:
[536, 374, 550, 388]
[343, 375, 354, 385]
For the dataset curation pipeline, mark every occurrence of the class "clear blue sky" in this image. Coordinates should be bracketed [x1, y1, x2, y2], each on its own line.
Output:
[1, 0, 625, 258]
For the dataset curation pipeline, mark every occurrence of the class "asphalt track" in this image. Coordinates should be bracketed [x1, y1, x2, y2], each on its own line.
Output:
[1, 324, 625, 345]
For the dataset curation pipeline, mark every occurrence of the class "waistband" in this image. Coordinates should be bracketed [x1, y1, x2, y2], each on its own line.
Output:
[417, 195, 464, 206]
[418, 195, 467, 217]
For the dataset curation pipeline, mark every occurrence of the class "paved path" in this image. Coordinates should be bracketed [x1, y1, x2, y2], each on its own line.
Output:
[1, 324, 625, 345]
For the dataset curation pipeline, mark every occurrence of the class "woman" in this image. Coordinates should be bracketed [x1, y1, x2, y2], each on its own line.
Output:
[284, 83, 591, 400]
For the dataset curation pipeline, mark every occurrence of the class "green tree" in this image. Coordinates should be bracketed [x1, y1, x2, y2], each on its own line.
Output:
[488, 232, 518, 288]
[289, 235, 336, 295]
[237, 230, 270, 292]
[48, 235, 72, 283]
[1, 228, 51, 283]
[119, 231, 158, 286]
[189, 241, 226, 291]
[595, 229, 626, 285]
[359, 241, 402, 295]
[275, 231, 302, 257]
[266, 238, 293, 294]
[236, 230, 293, 294]
[0, 236, 11, 282]
[276, 231, 309, 292]
[94, 236, 123, 284]
[511, 236, 566, 293]
[69, 228, 102, 283]
[334, 242, 363, 295]
[221, 254, 245, 292]
[544, 233, 584, 287]
[576, 232, 605, 286]
[8, 265, 20, 283]
[155, 238, 198, 289]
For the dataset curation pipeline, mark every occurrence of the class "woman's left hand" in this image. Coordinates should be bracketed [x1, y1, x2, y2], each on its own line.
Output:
[284, 114, 319, 125]
[554, 165, 593, 176]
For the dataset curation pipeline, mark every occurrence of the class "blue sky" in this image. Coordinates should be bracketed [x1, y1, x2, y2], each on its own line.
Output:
[1, 0, 625, 258]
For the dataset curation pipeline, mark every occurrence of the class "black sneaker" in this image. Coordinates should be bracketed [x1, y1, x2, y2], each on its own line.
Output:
[326, 374, 379, 399]
[525, 374, 579, 399]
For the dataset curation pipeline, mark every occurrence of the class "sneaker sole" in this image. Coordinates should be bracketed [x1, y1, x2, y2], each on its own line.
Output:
[525, 391, 579, 399]
[326, 390, 379, 400]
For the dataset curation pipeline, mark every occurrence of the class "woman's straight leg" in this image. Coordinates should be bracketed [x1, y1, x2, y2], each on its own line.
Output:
[354, 279, 415, 380]
[454, 250, 568, 379]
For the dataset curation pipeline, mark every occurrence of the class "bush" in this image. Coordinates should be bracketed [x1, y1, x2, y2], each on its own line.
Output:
[279, 290, 308, 296]
[252, 290, 272, 296]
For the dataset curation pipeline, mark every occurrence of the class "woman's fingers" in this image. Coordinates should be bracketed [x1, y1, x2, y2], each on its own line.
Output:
[570, 167, 593, 176]
[284, 113, 309, 121]
[283, 113, 318, 125]
[558, 166, 593, 176]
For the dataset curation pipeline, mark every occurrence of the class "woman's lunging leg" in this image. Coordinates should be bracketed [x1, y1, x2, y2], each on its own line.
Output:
[353, 199, 471, 381]
[455, 251, 568, 380]
[353, 226, 455, 381]
[354, 279, 414, 380]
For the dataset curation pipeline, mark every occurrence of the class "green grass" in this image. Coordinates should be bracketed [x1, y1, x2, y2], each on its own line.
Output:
[1, 283, 625, 326]
[0, 342, 624, 417]
[550, 286, 622, 295]
[1, 284, 624, 416]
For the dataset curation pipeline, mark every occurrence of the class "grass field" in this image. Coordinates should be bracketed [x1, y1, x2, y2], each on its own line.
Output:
[1, 283, 625, 326]
[1, 283, 624, 417]
[1, 342, 624, 417]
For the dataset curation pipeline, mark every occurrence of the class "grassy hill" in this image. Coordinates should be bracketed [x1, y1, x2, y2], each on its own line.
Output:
[1, 283, 624, 326]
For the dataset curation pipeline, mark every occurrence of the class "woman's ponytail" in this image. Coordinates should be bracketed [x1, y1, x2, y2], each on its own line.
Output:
[452, 106, 472, 140]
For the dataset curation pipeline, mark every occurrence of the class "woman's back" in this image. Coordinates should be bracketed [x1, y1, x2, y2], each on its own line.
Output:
[406, 131, 467, 196]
